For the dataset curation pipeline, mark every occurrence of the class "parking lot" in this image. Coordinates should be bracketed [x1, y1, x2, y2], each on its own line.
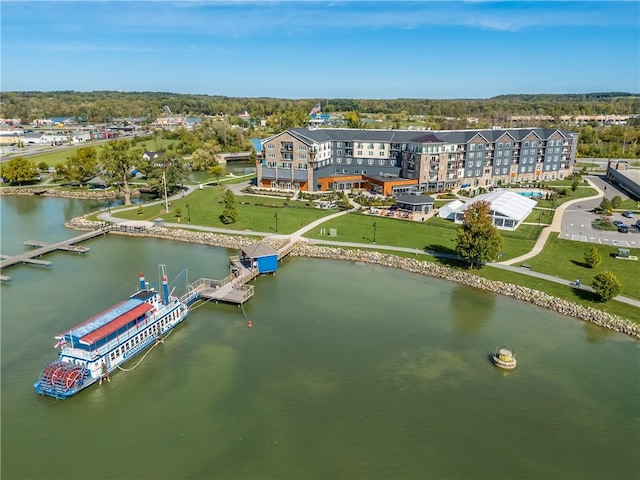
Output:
[561, 175, 640, 247]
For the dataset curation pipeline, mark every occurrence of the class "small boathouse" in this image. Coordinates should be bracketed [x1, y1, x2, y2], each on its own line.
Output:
[237, 243, 279, 274]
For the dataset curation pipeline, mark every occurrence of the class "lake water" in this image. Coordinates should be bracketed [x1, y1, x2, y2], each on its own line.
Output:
[1, 196, 639, 480]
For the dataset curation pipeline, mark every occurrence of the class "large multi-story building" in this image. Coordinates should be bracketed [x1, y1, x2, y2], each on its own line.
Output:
[258, 127, 578, 195]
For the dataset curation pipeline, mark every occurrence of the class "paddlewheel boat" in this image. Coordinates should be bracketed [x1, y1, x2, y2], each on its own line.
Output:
[34, 267, 189, 400]
[491, 346, 517, 370]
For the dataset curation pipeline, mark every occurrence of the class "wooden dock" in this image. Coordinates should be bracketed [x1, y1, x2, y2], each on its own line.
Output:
[185, 260, 259, 306]
[0, 227, 112, 272]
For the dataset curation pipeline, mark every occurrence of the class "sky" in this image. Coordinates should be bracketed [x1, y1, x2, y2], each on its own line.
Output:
[1, 1, 639, 99]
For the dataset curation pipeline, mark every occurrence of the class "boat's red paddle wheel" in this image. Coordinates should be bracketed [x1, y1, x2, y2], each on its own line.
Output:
[36, 361, 89, 398]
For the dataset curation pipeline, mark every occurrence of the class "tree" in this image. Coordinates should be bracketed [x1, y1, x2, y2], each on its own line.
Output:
[591, 271, 622, 302]
[583, 246, 602, 268]
[221, 188, 237, 224]
[65, 146, 99, 183]
[571, 178, 580, 192]
[611, 195, 623, 209]
[0, 157, 38, 185]
[209, 164, 226, 186]
[100, 139, 141, 205]
[455, 201, 503, 268]
[596, 197, 612, 215]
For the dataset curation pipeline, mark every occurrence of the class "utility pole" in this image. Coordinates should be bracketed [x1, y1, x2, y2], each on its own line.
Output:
[163, 168, 169, 212]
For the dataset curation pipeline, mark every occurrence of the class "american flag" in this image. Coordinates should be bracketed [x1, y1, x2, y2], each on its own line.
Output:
[309, 103, 321, 115]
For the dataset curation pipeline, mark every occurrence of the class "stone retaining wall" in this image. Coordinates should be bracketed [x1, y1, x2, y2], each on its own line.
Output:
[65, 216, 640, 339]
[1, 187, 120, 200]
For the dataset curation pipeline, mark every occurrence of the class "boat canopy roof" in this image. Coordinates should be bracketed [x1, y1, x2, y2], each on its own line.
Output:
[59, 299, 153, 346]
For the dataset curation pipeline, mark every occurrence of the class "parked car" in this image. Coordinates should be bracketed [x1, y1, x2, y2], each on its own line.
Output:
[622, 211, 635, 218]
[617, 225, 629, 233]
[613, 220, 625, 227]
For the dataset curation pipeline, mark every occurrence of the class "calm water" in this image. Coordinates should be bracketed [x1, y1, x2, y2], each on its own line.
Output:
[1, 196, 639, 480]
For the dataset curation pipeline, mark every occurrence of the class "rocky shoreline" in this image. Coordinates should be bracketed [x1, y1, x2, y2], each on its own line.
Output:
[0, 186, 121, 200]
[66, 216, 640, 339]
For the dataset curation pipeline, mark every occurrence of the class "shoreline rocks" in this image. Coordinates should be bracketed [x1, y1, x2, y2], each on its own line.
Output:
[1, 186, 121, 200]
[65, 216, 640, 339]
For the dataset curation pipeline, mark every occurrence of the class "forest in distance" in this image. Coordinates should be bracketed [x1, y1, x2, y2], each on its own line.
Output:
[2, 90, 640, 159]
[2, 91, 639, 123]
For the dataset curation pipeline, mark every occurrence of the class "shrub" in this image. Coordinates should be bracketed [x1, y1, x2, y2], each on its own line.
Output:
[583, 246, 602, 268]
[592, 271, 622, 302]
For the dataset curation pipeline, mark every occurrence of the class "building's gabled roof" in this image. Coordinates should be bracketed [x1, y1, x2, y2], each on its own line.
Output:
[396, 193, 435, 205]
[277, 127, 577, 147]
[457, 190, 537, 222]
[86, 176, 106, 185]
[242, 242, 278, 258]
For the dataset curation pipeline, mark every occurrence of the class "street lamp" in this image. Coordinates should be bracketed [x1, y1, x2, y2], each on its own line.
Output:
[274, 212, 278, 232]
[186, 203, 191, 223]
[372, 222, 377, 244]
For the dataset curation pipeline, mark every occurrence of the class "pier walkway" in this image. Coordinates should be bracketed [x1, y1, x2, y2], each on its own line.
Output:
[0, 226, 112, 276]
[182, 258, 259, 306]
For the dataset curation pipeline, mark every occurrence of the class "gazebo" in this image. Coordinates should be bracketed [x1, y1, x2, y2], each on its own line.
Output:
[395, 193, 435, 214]
[86, 176, 107, 189]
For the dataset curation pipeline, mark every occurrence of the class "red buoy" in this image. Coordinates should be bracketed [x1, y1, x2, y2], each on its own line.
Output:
[247, 321, 253, 328]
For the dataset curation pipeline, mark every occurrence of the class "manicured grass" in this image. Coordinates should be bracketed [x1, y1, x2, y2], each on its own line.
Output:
[535, 187, 598, 208]
[524, 208, 554, 225]
[306, 212, 455, 251]
[521, 234, 640, 300]
[111, 186, 334, 234]
[615, 199, 640, 211]
[21, 145, 92, 167]
[304, 212, 537, 260]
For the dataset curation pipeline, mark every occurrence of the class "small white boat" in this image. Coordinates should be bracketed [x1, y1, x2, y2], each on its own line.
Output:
[492, 346, 517, 369]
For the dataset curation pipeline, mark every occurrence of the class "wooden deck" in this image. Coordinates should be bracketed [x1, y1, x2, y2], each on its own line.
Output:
[0, 227, 111, 272]
[187, 262, 259, 305]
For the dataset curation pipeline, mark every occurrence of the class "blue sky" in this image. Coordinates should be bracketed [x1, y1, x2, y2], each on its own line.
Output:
[1, 1, 638, 99]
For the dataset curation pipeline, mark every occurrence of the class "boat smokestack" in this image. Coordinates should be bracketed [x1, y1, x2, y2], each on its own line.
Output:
[162, 275, 170, 304]
[139, 273, 145, 290]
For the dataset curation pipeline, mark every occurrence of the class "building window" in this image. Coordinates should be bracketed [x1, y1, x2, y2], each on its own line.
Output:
[336, 157, 342, 163]
[378, 159, 385, 165]
[469, 152, 475, 159]
[357, 150, 363, 156]
[357, 158, 363, 165]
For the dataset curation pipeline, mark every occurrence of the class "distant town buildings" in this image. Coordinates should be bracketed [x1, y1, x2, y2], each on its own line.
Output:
[257, 127, 579, 194]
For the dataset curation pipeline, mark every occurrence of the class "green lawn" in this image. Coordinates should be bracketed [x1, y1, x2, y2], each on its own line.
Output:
[520, 234, 640, 300]
[21, 145, 92, 167]
[111, 186, 335, 234]
[535, 187, 598, 208]
[303, 212, 537, 260]
[524, 208, 555, 225]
